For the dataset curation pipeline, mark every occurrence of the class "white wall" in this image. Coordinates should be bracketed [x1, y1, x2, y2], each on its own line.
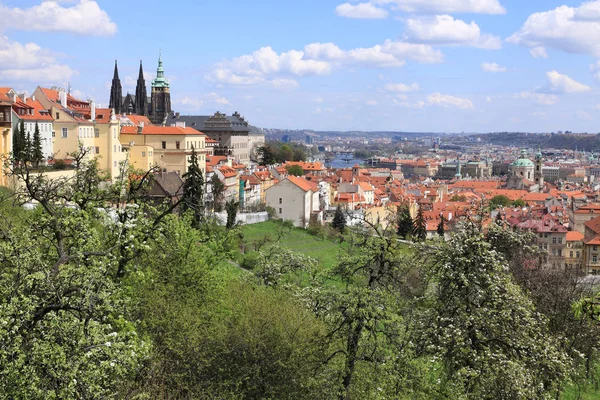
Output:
[266, 180, 309, 227]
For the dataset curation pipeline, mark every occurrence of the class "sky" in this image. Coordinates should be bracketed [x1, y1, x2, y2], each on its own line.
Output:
[2, 0, 600, 133]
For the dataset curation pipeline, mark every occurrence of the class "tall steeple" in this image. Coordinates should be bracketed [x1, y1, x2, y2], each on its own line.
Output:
[135, 60, 148, 116]
[109, 60, 123, 115]
[150, 51, 171, 125]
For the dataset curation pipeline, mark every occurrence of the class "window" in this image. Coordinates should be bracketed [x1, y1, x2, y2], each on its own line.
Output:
[176, 141, 180, 150]
[95, 146, 99, 154]
[544, 233, 548, 238]
[558, 250, 562, 257]
[114, 161, 117, 167]
[570, 251, 574, 258]
[594, 255, 598, 263]
[94, 129, 99, 138]
[52, 131, 55, 138]
[558, 238, 563, 244]
[61, 128, 67, 138]
[552, 237, 557, 244]
[279, 198, 282, 204]
[594, 246, 598, 251]
[162, 141, 166, 149]
[577, 251, 581, 258]
[279, 208, 282, 214]
[141, 151, 146, 157]
[543, 244, 548, 250]
[552, 249, 556, 256]
[113, 145, 116, 152]
[56, 112, 59, 120]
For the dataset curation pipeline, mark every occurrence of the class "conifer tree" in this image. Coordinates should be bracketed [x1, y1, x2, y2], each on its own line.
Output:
[437, 214, 445, 237]
[32, 122, 43, 166]
[24, 132, 32, 163]
[182, 146, 204, 227]
[396, 204, 413, 239]
[12, 125, 21, 162]
[332, 204, 347, 234]
[413, 204, 427, 241]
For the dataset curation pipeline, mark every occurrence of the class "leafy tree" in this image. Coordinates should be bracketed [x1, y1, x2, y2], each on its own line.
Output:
[437, 214, 445, 237]
[257, 144, 277, 166]
[396, 204, 413, 239]
[424, 222, 570, 399]
[489, 194, 512, 209]
[182, 146, 204, 227]
[285, 164, 304, 176]
[32, 122, 43, 166]
[210, 174, 225, 212]
[225, 199, 239, 229]
[449, 194, 467, 202]
[413, 204, 427, 241]
[512, 198, 526, 207]
[332, 205, 346, 234]
[279, 144, 293, 162]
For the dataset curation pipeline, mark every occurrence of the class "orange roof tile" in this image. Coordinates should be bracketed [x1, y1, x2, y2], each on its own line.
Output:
[566, 231, 584, 241]
[287, 175, 316, 192]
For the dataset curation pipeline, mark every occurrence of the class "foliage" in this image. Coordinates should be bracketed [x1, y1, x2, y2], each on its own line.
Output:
[413, 204, 427, 241]
[449, 194, 467, 202]
[332, 205, 347, 234]
[437, 214, 445, 237]
[209, 174, 225, 212]
[423, 222, 570, 399]
[285, 164, 304, 176]
[489, 194, 512, 209]
[257, 144, 277, 166]
[181, 146, 204, 227]
[396, 204, 413, 239]
[225, 199, 239, 229]
[32, 122, 43, 166]
[512, 198, 526, 207]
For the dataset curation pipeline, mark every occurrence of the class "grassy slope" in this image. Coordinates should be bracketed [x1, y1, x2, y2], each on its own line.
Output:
[240, 220, 348, 270]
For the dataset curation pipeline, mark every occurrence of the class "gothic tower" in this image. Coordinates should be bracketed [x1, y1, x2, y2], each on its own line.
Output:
[150, 52, 171, 125]
[535, 146, 544, 189]
[135, 60, 148, 116]
[109, 60, 123, 115]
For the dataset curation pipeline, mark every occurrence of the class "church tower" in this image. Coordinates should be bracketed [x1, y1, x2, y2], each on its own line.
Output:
[135, 60, 148, 116]
[150, 52, 171, 125]
[535, 146, 544, 189]
[109, 60, 123, 115]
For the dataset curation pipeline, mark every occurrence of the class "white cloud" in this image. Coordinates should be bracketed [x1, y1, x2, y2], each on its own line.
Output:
[517, 91, 560, 105]
[530, 47, 548, 59]
[0, 35, 76, 82]
[314, 96, 325, 103]
[508, 3, 600, 57]
[531, 111, 547, 118]
[366, 100, 379, 106]
[208, 92, 231, 106]
[271, 78, 299, 89]
[403, 15, 501, 49]
[481, 62, 506, 72]
[576, 110, 593, 120]
[486, 96, 493, 103]
[426, 93, 474, 109]
[209, 40, 443, 86]
[384, 82, 419, 92]
[371, 0, 506, 14]
[541, 70, 590, 94]
[335, 2, 388, 19]
[0, 0, 117, 36]
[174, 97, 204, 109]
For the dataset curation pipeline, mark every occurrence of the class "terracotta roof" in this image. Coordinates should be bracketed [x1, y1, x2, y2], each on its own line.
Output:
[13, 98, 53, 121]
[120, 126, 137, 134]
[121, 125, 204, 136]
[583, 235, 600, 246]
[566, 231, 584, 241]
[125, 114, 152, 126]
[287, 175, 316, 192]
[219, 166, 237, 178]
[358, 182, 374, 192]
[94, 108, 112, 123]
[584, 216, 600, 235]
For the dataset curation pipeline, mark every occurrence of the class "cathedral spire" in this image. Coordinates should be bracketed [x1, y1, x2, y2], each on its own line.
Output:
[135, 60, 148, 116]
[152, 51, 169, 88]
[109, 60, 122, 115]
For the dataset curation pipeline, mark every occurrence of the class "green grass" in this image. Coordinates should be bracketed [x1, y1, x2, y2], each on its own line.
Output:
[561, 384, 600, 400]
[240, 220, 349, 270]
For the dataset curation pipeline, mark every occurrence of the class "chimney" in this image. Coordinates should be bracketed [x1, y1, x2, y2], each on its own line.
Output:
[90, 101, 96, 121]
[31, 95, 35, 102]
[110, 108, 116, 121]
[175, 121, 186, 128]
[59, 89, 67, 106]
[140, 121, 144, 129]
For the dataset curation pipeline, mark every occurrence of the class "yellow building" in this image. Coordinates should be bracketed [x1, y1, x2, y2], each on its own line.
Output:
[0, 90, 13, 186]
[120, 125, 206, 175]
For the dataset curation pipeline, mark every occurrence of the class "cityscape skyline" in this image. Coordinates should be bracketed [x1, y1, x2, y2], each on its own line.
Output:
[1, 0, 600, 132]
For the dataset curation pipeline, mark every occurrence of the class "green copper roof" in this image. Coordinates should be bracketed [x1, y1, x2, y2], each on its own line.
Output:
[511, 149, 534, 167]
[152, 52, 169, 88]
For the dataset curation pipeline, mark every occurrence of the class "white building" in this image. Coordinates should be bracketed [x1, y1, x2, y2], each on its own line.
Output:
[265, 175, 322, 228]
[10, 93, 54, 161]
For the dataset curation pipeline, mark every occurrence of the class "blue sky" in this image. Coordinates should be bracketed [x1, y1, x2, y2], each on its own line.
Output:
[1, 0, 600, 133]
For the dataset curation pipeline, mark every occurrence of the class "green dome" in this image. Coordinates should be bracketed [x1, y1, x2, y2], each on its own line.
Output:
[511, 159, 534, 167]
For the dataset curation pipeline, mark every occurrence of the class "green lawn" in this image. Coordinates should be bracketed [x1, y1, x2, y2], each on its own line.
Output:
[239, 220, 349, 270]
[562, 384, 600, 400]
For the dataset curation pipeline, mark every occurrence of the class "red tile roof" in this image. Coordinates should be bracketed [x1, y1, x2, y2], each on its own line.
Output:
[566, 231, 584, 241]
[287, 175, 317, 192]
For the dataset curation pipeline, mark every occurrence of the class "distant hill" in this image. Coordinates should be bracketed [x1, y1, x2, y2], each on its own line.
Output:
[476, 132, 600, 152]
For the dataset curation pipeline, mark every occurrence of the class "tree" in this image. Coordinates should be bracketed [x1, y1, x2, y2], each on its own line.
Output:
[450, 194, 467, 202]
[285, 164, 304, 176]
[437, 214, 445, 237]
[424, 223, 570, 399]
[32, 122, 43, 166]
[512, 198, 526, 207]
[210, 174, 225, 212]
[332, 205, 346, 233]
[413, 204, 427, 241]
[12, 125, 22, 162]
[225, 199, 239, 229]
[489, 194, 512, 209]
[257, 144, 277, 166]
[279, 144, 294, 162]
[396, 204, 413, 239]
[24, 132, 32, 163]
[182, 146, 204, 227]
[332, 205, 346, 234]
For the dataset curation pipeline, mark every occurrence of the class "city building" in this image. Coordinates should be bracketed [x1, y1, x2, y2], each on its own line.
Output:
[265, 175, 322, 228]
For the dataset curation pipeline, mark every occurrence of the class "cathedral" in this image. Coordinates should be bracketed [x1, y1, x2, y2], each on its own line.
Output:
[108, 54, 171, 125]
